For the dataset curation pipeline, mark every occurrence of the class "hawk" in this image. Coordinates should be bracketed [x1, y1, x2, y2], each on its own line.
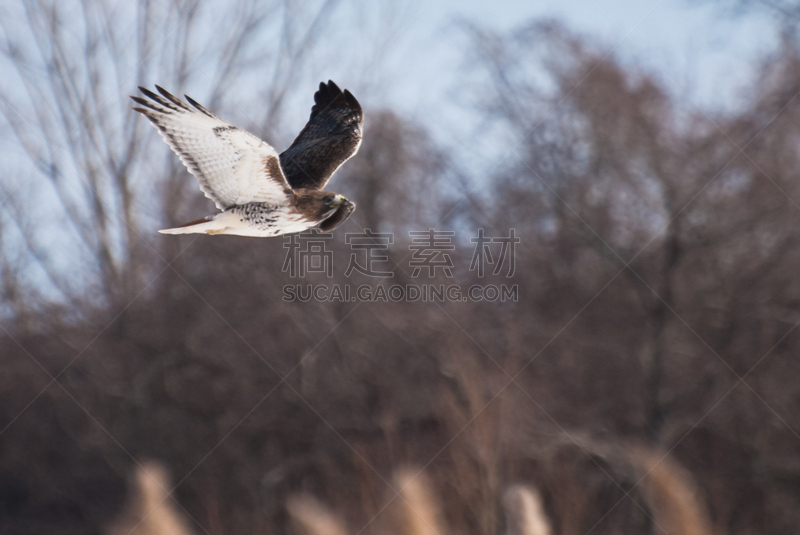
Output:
[131, 81, 361, 236]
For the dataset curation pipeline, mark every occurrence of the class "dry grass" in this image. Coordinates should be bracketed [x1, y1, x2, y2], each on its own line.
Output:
[502, 485, 552, 535]
[107, 462, 192, 535]
[286, 495, 349, 535]
[105, 451, 722, 535]
[392, 468, 447, 535]
[629, 448, 716, 535]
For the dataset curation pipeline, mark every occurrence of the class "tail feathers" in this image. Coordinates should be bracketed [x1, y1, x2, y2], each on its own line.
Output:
[159, 216, 218, 235]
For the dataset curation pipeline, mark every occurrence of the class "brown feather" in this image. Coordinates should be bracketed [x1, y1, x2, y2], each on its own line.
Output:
[279, 80, 363, 190]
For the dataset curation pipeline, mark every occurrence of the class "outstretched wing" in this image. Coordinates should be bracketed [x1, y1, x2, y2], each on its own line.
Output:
[132, 86, 292, 210]
[279, 80, 363, 190]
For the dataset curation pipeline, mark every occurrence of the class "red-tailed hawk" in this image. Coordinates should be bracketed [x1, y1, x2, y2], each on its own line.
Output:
[131, 81, 361, 236]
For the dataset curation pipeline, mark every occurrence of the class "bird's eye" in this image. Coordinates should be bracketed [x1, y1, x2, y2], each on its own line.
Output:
[323, 196, 333, 205]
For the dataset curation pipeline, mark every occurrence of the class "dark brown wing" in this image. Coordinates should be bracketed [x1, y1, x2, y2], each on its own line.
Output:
[279, 80, 363, 190]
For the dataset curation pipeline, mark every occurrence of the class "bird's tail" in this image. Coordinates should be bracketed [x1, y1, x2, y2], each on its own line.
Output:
[159, 215, 220, 235]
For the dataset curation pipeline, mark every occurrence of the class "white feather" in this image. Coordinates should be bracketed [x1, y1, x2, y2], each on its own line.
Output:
[137, 90, 291, 210]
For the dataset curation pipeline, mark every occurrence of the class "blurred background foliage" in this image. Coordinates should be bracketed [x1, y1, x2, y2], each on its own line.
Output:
[1, 0, 800, 534]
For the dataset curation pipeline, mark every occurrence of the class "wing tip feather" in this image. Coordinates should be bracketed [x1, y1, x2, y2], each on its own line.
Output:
[311, 80, 362, 117]
[133, 85, 220, 120]
[130, 95, 159, 110]
[342, 89, 361, 111]
[155, 85, 190, 110]
[138, 86, 183, 113]
[185, 94, 214, 117]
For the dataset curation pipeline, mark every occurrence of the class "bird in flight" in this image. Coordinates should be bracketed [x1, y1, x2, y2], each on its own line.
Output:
[131, 81, 361, 236]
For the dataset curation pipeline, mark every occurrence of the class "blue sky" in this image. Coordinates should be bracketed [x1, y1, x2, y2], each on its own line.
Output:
[0, 0, 782, 302]
[365, 0, 777, 109]
[327, 0, 779, 174]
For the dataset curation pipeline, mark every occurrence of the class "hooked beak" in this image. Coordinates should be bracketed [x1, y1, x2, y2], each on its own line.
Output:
[330, 194, 346, 207]
[319, 199, 356, 232]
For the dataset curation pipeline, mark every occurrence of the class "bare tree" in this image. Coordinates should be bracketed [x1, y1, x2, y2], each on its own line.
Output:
[0, 0, 346, 317]
[3, 6, 800, 535]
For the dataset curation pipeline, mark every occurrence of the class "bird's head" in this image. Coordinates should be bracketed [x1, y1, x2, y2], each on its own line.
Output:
[321, 193, 347, 208]
[296, 190, 356, 230]
[319, 197, 356, 231]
